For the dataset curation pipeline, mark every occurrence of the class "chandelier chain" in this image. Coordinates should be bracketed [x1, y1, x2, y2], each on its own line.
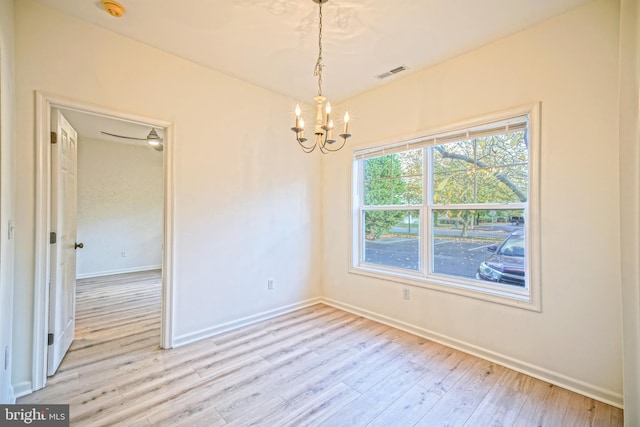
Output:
[314, 1, 324, 96]
[291, 0, 351, 154]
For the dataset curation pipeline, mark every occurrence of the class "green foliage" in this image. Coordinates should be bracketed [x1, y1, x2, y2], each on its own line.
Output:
[364, 210, 405, 240]
[364, 151, 422, 239]
[361, 131, 528, 239]
[433, 131, 528, 204]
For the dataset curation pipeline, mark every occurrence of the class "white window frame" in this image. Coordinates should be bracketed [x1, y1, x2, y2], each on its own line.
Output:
[350, 104, 541, 311]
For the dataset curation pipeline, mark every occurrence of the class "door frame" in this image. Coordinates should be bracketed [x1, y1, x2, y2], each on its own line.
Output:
[32, 91, 175, 391]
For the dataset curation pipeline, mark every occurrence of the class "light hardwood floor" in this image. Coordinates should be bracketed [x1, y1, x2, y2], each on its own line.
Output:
[19, 270, 623, 426]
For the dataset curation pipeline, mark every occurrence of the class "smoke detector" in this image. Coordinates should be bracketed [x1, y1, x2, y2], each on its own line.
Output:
[101, 0, 126, 18]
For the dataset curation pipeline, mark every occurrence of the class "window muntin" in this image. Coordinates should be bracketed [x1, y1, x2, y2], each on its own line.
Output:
[352, 109, 537, 306]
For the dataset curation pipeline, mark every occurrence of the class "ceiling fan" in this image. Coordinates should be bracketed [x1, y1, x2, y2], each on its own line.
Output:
[100, 128, 164, 151]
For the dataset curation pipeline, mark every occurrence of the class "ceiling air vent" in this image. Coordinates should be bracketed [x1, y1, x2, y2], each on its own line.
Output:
[375, 65, 409, 80]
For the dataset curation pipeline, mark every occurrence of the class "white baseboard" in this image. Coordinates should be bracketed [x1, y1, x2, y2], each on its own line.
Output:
[4, 384, 15, 404]
[321, 297, 624, 409]
[173, 298, 323, 348]
[12, 381, 32, 399]
[76, 265, 162, 280]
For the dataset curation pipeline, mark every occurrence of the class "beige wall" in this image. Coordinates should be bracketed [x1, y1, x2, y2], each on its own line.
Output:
[323, 0, 623, 405]
[11, 0, 636, 414]
[76, 137, 163, 278]
[0, 0, 16, 404]
[13, 0, 322, 394]
[619, 0, 640, 422]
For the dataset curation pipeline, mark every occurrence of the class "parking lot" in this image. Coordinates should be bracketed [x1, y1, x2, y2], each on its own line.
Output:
[363, 228, 514, 279]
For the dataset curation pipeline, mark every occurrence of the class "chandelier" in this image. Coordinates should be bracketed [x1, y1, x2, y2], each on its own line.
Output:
[291, 0, 351, 154]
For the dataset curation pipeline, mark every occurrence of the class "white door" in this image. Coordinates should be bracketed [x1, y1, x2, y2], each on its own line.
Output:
[47, 109, 80, 376]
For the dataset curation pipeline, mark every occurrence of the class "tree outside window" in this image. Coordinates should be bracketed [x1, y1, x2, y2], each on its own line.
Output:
[354, 111, 535, 304]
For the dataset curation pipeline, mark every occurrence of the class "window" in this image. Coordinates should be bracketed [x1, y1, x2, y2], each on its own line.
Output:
[352, 105, 540, 309]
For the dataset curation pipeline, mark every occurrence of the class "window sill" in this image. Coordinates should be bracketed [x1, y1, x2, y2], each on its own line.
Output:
[349, 264, 541, 312]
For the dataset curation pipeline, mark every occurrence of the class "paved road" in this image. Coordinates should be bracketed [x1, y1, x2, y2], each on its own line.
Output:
[363, 237, 502, 279]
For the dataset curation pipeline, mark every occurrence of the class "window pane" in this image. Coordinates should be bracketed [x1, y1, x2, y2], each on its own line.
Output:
[432, 131, 528, 205]
[432, 209, 526, 287]
[364, 150, 422, 206]
[363, 210, 420, 271]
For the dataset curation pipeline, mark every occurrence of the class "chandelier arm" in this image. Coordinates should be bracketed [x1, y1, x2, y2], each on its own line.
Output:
[322, 134, 349, 152]
[296, 137, 317, 153]
[318, 132, 329, 154]
[319, 136, 330, 154]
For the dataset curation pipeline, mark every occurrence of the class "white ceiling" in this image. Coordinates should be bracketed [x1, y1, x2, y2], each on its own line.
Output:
[59, 108, 163, 149]
[33, 0, 594, 103]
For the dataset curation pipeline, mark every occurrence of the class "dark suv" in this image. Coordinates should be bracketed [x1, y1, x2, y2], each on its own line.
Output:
[510, 216, 525, 226]
[476, 230, 525, 287]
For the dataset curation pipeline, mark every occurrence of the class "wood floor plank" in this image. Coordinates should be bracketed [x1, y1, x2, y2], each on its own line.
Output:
[214, 347, 320, 421]
[73, 367, 202, 425]
[463, 369, 535, 426]
[17, 270, 624, 426]
[270, 382, 361, 427]
[366, 343, 465, 427]
[562, 393, 596, 426]
[612, 406, 624, 426]
[512, 381, 573, 427]
[321, 358, 433, 427]
[415, 359, 507, 426]
[225, 395, 290, 427]
[340, 332, 430, 393]
[148, 403, 228, 427]
[278, 336, 401, 407]
[216, 341, 365, 422]
[367, 384, 442, 427]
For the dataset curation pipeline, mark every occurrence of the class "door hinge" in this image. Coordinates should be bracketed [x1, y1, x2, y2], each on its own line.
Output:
[50, 232, 56, 244]
[47, 333, 54, 346]
[51, 131, 57, 144]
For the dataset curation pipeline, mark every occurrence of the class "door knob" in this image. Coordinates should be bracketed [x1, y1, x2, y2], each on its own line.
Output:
[75, 242, 84, 249]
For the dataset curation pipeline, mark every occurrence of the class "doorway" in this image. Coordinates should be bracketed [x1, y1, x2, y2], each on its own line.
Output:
[32, 92, 175, 391]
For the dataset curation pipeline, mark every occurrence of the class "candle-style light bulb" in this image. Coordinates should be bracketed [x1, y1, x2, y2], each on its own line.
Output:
[327, 119, 334, 140]
[325, 102, 331, 125]
[343, 111, 350, 134]
[294, 104, 301, 128]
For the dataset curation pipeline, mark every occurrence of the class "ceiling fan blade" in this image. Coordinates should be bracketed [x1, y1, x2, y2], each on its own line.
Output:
[100, 131, 147, 140]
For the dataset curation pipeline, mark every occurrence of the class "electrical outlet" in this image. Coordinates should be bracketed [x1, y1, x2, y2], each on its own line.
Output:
[121, 251, 127, 257]
[402, 288, 410, 300]
[267, 279, 274, 290]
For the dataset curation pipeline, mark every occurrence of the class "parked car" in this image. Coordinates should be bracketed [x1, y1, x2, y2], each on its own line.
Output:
[510, 216, 525, 226]
[476, 230, 525, 287]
